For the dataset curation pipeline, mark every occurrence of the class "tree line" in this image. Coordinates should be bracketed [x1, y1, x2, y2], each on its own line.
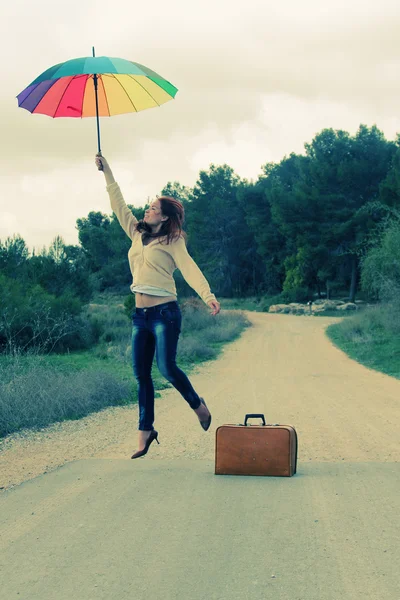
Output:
[1, 124, 400, 352]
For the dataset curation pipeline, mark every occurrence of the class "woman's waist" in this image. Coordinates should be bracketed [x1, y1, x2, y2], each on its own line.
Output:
[134, 293, 177, 308]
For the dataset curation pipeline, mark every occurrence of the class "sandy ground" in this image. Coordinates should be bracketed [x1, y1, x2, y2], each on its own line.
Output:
[1, 311, 399, 490]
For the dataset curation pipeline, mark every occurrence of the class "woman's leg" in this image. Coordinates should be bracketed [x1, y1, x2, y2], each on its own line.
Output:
[132, 315, 156, 430]
[152, 310, 202, 410]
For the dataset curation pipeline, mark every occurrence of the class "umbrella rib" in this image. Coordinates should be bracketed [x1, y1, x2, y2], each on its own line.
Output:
[98, 75, 110, 116]
[106, 74, 138, 112]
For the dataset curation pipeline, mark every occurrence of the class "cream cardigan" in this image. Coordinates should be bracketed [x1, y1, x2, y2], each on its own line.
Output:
[106, 182, 216, 305]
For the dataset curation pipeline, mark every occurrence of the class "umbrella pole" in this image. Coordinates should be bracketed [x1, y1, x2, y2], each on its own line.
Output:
[92, 47, 103, 170]
[93, 73, 101, 153]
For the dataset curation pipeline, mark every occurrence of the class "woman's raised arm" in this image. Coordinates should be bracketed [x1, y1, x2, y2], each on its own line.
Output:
[95, 154, 138, 240]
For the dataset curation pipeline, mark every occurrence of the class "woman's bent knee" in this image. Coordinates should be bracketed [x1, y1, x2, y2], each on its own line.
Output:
[157, 360, 180, 382]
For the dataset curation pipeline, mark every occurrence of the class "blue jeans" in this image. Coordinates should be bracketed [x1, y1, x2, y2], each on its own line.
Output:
[131, 301, 202, 430]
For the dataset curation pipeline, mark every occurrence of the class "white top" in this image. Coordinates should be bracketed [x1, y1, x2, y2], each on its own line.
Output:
[130, 283, 174, 297]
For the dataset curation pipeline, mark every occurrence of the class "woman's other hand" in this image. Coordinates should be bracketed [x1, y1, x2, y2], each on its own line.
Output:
[95, 154, 115, 185]
[207, 300, 221, 316]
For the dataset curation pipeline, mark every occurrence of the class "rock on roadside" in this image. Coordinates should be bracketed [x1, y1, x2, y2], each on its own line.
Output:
[269, 300, 358, 315]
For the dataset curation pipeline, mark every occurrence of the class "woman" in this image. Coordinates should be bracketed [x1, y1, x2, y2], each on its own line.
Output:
[95, 154, 220, 459]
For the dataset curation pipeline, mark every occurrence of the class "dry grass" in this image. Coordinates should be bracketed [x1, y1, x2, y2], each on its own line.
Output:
[0, 354, 130, 437]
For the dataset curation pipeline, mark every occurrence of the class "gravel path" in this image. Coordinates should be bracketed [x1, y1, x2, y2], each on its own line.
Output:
[1, 311, 399, 490]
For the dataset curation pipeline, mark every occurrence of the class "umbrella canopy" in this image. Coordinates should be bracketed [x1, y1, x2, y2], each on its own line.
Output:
[17, 55, 178, 118]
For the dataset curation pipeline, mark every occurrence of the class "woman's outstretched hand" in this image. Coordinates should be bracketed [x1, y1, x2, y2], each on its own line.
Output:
[208, 300, 221, 316]
[95, 154, 115, 185]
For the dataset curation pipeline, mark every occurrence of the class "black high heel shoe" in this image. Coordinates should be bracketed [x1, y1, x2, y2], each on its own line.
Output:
[131, 430, 160, 459]
[198, 398, 212, 431]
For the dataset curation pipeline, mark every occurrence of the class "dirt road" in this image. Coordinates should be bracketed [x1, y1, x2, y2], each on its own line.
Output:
[1, 312, 399, 486]
[1, 312, 399, 599]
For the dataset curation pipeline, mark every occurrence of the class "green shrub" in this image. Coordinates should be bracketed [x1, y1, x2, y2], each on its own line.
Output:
[0, 274, 99, 353]
[178, 336, 218, 361]
[87, 303, 131, 345]
[178, 301, 250, 361]
[124, 293, 136, 317]
[361, 220, 400, 302]
[180, 297, 215, 331]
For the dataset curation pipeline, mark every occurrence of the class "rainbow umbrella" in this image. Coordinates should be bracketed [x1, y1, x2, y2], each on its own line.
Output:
[17, 48, 178, 156]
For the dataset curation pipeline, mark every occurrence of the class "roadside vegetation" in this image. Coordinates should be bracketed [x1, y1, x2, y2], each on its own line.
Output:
[0, 295, 250, 438]
[327, 303, 400, 378]
[327, 220, 400, 379]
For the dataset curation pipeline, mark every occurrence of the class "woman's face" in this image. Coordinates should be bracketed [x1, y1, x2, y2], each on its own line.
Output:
[144, 200, 167, 228]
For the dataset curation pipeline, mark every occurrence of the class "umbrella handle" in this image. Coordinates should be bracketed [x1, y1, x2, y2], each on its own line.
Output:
[96, 145, 103, 172]
[96, 152, 104, 172]
[96, 154, 104, 171]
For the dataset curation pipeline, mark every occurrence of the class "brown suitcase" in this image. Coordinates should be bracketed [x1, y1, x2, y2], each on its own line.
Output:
[215, 414, 298, 477]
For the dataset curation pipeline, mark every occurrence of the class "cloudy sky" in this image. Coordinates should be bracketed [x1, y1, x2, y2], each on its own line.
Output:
[2, 0, 400, 249]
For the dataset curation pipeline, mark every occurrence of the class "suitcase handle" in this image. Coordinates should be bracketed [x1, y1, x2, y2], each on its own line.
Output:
[244, 414, 266, 426]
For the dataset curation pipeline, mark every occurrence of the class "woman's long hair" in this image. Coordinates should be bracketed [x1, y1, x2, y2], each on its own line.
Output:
[135, 196, 187, 244]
